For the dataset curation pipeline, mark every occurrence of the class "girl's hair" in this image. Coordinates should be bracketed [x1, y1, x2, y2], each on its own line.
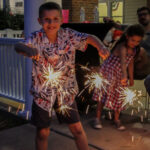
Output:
[111, 24, 145, 54]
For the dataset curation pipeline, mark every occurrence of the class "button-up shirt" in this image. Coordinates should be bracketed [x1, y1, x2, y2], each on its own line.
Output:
[22, 27, 88, 112]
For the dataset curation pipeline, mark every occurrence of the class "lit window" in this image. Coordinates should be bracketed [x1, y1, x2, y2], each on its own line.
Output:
[98, 0, 124, 23]
[15, 2, 23, 7]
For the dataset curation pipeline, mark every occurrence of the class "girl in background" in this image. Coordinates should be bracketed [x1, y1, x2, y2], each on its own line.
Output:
[93, 24, 144, 131]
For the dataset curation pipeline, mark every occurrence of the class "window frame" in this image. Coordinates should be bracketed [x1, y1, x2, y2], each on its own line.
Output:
[98, 0, 124, 23]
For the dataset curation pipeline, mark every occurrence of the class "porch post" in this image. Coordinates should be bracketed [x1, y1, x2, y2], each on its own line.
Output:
[23, 0, 45, 118]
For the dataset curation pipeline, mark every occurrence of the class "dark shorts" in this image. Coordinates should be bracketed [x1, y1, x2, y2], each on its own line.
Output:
[31, 100, 80, 128]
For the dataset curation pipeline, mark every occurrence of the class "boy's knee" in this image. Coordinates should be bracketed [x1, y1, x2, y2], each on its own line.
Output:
[37, 128, 50, 140]
[70, 123, 84, 137]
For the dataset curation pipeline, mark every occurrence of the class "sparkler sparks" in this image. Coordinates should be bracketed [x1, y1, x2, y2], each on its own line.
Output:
[77, 65, 109, 102]
[117, 87, 142, 108]
[56, 104, 73, 117]
[42, 64, 64, 89]
[84, 72, 110, 94]
[41, 62, 77, 116]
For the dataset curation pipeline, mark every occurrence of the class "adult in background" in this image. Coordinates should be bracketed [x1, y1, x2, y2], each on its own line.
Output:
[136, 7, 150, 95]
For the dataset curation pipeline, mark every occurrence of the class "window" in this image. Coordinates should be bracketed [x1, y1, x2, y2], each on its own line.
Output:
[98, 2, 108, 22]
[15, 2, 23, 7]
[3, 34, 7, 37]
[111, 1, 123, 23]
[98, 0, 124, 23]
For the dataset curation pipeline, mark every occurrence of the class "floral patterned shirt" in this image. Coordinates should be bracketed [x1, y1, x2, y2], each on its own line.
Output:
[22, 27, 88, 112]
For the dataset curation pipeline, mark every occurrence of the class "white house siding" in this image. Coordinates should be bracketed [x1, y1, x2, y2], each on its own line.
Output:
[9, 0, 24, 14]
[124, 0, 147, 24]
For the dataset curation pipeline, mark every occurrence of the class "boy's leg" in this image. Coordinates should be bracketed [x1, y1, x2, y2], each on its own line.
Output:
[31, 100, 52, 150]
[68, 122, 89, 150]
[54, 100, 89, 150]
[36, 127, 50, 150]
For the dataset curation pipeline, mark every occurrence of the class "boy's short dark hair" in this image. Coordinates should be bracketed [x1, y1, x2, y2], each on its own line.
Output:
[137, 6, 150, 15]
[39, 2, 62, 18]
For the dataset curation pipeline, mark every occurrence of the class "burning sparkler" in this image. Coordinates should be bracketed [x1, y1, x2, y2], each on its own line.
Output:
[42, 63, 64, 89]
[41, 62, 76, 116]
[117, 87, 142, 108]
[78, 65, 110, 102]
[56, 104, 73, 117]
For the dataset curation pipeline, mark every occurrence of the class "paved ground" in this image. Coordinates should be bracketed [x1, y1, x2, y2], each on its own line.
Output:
[0, 112, 150, 150]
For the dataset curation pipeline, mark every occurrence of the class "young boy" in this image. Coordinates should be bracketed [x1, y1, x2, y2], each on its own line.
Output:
[15, 2, 109, 150]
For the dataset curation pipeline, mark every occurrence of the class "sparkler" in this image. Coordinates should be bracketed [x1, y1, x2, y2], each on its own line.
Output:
[56, 89, 77, 117]
[41, 62, 75, 116]
[56, 104, 73, 117]
[84, 72, 110, 93]
[42, 63, 64, 89]
[26, 111, 29, 120]
[116, 87, 142, 108]
[78, 65, 110, 99]
[85, 105, 90, 114]
[8, 106, 12, 112]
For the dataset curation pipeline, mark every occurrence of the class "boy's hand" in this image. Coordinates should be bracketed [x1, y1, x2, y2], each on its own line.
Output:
[15, 43, 39, 60]
[30, 54, 40, 61]
[99, 48, 110, 60]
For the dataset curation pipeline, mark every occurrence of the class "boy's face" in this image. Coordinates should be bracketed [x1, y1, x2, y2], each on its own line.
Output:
[38, 9, 63, 35]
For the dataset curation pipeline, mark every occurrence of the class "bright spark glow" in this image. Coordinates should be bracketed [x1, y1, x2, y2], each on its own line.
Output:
[78, 65, 109, 100]
[84, 72, 110, 93]
[117, 87, 142, 108]
[56, 104, 73, 117]
[56, 88, 77, 117]
[41, 63, 77, 117]
[42, 64, 63, 89]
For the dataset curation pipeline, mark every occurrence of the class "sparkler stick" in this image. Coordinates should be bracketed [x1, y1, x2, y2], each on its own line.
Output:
[8, 106, 12, 112]
[138, 107, 140, 112]
[16, 104, 21, 115]
[26, 111, 29, 120]
[131, 109, 134, 116]
[22, 104, 25, 112]
[141, 115, 143, 123]
[145, 110, 147, 118]
[85, 105, 90, 114]
[108, 111, 112, 120]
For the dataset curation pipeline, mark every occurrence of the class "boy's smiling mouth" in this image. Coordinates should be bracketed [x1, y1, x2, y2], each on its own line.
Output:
[48, 26, 56, 30]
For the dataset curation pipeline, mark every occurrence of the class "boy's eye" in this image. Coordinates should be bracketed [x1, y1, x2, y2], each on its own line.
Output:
[45, 18, 50, 21]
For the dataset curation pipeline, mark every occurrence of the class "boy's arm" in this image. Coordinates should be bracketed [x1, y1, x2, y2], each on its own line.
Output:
[120, 46, 128, 85]
[15, 43, 39, 60]
[86, 34, 110, 60]
[128, 58, 134, 86]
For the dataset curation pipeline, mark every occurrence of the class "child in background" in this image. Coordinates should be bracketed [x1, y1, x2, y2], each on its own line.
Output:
[93, 24, 144, 131]
[103, 19, 123, 50]
[15, 2, 109, 150]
